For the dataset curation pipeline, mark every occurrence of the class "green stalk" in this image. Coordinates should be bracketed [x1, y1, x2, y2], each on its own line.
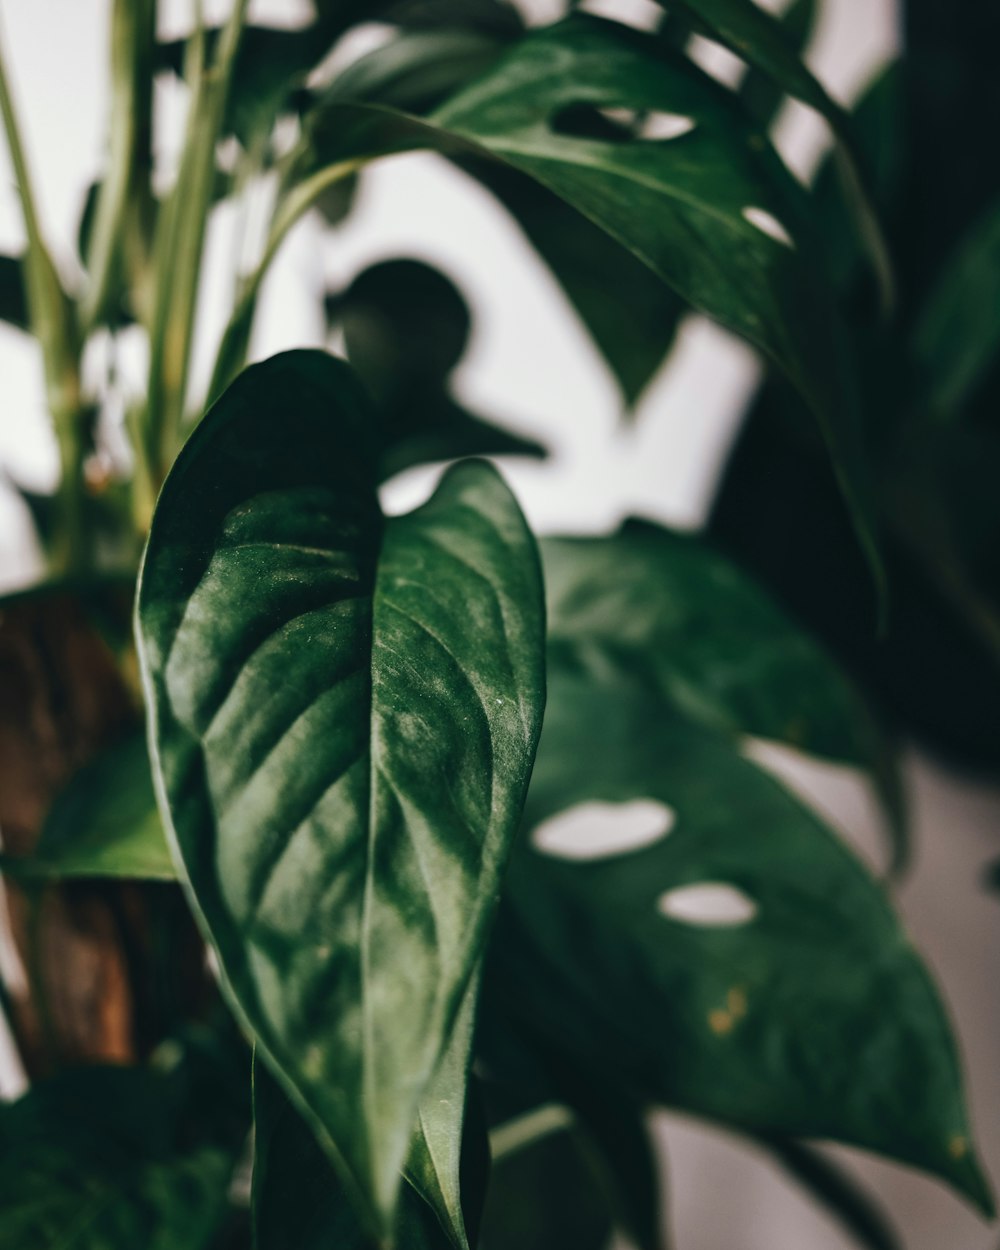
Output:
[79, 0, 156, 334]
[207, 154, 365, 405]
[0, 24, 84, 572]
[143, 0, 250, 498]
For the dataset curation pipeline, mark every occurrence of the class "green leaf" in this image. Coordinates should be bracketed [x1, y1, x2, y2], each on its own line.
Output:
[913, 195, 1000, 422]
[756, 1136, 901, 1250]
[137, 350, 546, 1239]
[1, 733, 174, 881]
[326, 258, 545, 478]
[483, 1111, 614, 1250]
[252, 1056, 455, 1250]
[492, 667, 993, 1213]
[0, 1066, 234, 1249]
[467, 159, 686, 408]
[659, 0, 891, 305]
[321, 29, 508, 117]
[738, 0, 817, 130]
[405, 979, 485, 1250]
[542, 521, 905, 868]
[299, 15, 882, 587]
[0, 252, 27, 329]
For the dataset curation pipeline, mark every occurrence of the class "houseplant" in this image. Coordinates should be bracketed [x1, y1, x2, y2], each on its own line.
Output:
[0, 0, 997, 1246]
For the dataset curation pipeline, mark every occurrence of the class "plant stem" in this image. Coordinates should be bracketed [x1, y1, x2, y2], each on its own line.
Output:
[0, 20, 84, 572]
[207, 155, 365, 406]
[142, 0, 250, 500]
[79, 0, 156, 334]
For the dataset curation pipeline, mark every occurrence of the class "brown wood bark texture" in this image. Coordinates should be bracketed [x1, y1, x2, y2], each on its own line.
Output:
[0, 591, 206, 1074]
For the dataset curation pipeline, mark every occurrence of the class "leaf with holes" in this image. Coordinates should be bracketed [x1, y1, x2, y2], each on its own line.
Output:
[487, 666, 992, 1213]
[136, 350, 546, 1241]
[657, 0, 891, 302]
[542, 521, 905, 868]
[297, 14, 881, 580]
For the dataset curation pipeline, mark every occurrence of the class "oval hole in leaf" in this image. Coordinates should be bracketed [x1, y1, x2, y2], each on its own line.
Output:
[742, 205, 796, 249]
[640, 112, 696, 140]
[657, 882, 758, 927]
[532, 798, 674, 861]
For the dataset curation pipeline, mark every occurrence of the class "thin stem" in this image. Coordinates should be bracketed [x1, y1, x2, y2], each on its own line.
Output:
[0, 19, 85, 572]
[489, 1103, 574, 1161]
[207, 155, 365, 405]
[142, 0, 250, 497]
[79, 0, 156, 333]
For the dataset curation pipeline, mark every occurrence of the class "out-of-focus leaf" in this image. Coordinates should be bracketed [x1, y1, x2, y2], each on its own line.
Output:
[0, 253, 27, 329]
[157, 25, 329, 148]
[137, 350, 546, 1238]
[757, 1136, 901, 1250]
[491, 666, 993, 1212]
[707, 377, 1000, 771]
[482, 1110, 614, 1250]
[468, 159, 686, 408]
[251, 1057, 455, 1250]
[542, 521, 905, 867]
[327, 258, 545, 478]
[321, 29, 509, 117]
[657, 0, 891, 304]
[913, 196, 1000, 422]
[0, 1066, 234, 1249]
[1, 733, 173, 882]
[738, 0, 817, 130]
[299, 15, 883, 586]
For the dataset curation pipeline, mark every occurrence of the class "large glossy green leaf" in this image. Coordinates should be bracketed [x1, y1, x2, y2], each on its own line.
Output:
[542, 521, 905, 866]
[0, 1066, 234, 1249]
[136, 350, 546, 1240]
[297, 16, 881, 583]
[0, 733, 173, 881]
[252, 1057, 455, 1250]
[490, 667, 992, 1212]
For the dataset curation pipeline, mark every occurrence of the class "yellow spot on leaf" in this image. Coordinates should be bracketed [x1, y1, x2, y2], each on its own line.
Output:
[708, 1009, 734, 1036]
[949, 1135, 968, 1160]
[727, 986, 748, 1019]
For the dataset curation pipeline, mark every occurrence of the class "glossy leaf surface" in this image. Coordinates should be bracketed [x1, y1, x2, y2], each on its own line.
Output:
[137, 350, 545, 1238]
[492, 668, 991, 1211]
[542, 522, 904, 863]
[0, 1066, 233, 1249]
[299, 15, 880, 576]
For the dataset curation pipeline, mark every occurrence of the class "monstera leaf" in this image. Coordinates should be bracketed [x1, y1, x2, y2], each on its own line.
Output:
[137, 350, 546, 1241]
[541, 522, 905, 867]
[487, 667, 992, 1213]
[290, 15, 881, 579]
